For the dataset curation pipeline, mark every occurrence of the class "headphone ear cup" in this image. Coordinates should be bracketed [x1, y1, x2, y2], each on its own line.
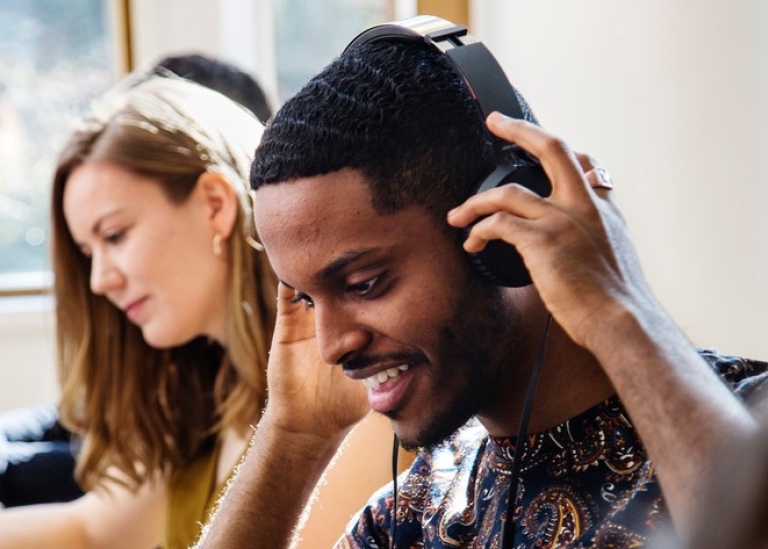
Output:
[466, 162, 551, 287]
[468, 236, 532, 287]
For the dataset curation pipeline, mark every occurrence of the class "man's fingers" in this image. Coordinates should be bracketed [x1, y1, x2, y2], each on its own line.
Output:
[274, 281, 316, 343]
[277, 280, 294, 301]
[486, 112, 588, 203]
[447, 181, 546, 228]
[573, 150, 615, 200]
[589, 167, 615, 190]
[460, 210, 528, 253]
[584, 166, 615, 203]
[575, 152, 597, 173]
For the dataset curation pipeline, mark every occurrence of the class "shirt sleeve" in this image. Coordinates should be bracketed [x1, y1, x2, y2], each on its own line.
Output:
[334, 453, 433, 549]
[335, 498, 393, 549]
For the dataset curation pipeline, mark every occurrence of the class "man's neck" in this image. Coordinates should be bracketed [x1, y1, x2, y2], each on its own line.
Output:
[478, 318, 615, 438]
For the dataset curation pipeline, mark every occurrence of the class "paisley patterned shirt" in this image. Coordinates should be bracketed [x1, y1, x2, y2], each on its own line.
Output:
[337, 350, 768, 549]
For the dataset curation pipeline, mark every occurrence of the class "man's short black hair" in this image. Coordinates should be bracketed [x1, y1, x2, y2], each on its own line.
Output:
[251, 40, 537, 219]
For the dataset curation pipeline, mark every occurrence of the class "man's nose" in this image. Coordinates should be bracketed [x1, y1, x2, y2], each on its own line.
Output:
[314, 303, 372, 366]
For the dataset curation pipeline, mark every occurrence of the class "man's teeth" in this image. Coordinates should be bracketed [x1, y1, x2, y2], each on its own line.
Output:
[362, 364, 409, 389]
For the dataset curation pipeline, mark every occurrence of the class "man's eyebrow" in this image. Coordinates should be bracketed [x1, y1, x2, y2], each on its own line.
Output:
[315, 249, 376, 283]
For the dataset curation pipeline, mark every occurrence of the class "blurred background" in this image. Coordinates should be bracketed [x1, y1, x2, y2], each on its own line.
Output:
[1, 0, 766, 412]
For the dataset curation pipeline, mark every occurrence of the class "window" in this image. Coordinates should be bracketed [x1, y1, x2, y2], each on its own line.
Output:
[273, 0, 395, 103]
[0, 0, 466, 296]
[0, 0, 119, 295]
[271, 0, 468, 104]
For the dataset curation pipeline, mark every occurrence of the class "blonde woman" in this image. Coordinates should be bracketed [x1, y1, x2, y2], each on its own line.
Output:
[0, 76, 398, 548]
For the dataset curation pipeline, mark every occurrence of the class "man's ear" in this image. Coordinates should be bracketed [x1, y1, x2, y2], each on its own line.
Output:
[195, 171, 238, 238]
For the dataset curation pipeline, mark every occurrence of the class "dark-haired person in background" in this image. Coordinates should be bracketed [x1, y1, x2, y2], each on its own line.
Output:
[196, 20, 766, 549]
[150, 53, 273, 124]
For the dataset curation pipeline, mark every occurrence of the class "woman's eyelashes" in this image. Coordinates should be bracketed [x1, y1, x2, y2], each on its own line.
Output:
[103, 228, 126, 245]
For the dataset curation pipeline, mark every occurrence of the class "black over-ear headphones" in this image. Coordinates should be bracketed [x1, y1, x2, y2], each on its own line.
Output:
[345, 15, 552, 287]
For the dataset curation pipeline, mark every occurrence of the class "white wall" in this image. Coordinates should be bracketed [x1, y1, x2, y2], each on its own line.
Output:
[0, 297, 58, 412]
[472, 0, 768, 358]
[3, 0, 766, 413]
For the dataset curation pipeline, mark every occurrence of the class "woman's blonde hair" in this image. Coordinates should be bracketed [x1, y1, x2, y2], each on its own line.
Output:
[51, 77, 277, 490]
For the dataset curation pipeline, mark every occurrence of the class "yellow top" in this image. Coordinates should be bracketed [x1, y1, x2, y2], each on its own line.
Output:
[163, 442, 226, 549]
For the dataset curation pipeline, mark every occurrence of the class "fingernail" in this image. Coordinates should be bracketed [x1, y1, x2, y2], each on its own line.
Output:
[447, 206, 459, 217]
[488, 111, 510, 123]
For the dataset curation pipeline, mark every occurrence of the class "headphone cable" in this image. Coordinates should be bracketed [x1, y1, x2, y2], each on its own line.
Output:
[499, 313, 553, 549]
[389, 313, 552, 549]
[391, 433, 400, 549]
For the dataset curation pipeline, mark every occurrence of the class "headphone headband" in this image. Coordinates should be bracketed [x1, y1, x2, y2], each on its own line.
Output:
[345, 14, 469, 48]
[344, 15, 526, 124]
[344, 16, 551, 287]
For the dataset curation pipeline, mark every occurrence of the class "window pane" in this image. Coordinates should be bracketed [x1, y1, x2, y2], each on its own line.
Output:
[274, 0, 394, 103]
[0, 0, 117, 287]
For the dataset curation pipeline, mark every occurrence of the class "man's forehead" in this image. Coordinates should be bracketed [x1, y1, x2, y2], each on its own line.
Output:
[251, 175, 373, 262]
[251, 171, 444, 261]
[253, 172, 375, 232]
[254, 169, 370, 208]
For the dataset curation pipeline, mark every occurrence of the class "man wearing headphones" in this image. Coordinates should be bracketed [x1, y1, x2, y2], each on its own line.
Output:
[198, 17, 764, 549]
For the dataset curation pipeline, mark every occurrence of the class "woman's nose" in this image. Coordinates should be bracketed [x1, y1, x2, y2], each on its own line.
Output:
[89, 252, 123, 295]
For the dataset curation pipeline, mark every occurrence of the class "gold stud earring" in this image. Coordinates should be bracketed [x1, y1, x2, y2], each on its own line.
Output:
[213, 233, 223, 257]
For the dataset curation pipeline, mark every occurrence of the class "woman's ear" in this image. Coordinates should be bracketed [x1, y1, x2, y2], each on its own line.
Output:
[195, 171, 239, 238]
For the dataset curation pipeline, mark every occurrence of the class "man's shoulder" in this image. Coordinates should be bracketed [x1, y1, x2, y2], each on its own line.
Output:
[697, 347, 768, 386]
[697, 347, 768, 409]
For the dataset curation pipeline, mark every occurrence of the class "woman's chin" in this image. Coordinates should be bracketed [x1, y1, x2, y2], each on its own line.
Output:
[141, 327, 185, 350]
